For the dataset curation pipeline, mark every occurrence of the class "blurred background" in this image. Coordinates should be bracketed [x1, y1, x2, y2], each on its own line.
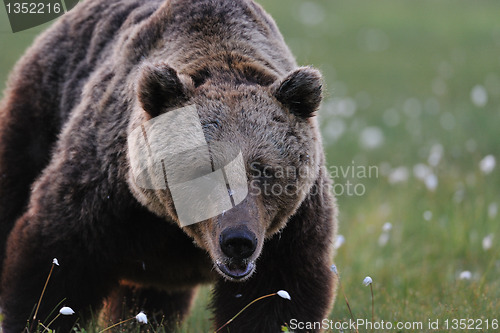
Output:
[1, 0, 499, 331]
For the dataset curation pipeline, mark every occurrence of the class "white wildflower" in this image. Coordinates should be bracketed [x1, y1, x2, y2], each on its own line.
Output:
[488, 203, 498, 219]
[482, 234, 493, 251]
[52, 258, 59, 266]
[425, 173, 438, 191]
[378, 232, 390, 247]
[479, 155, 496, 174]
[388, 167, 409, 184]
[363, 276, 373, 286]
[459, 271, 472, 280]
[471, 85, 488, 107]
[359, 127, 384, 150]
[428, 144, 444, 167]
[334, 234, 345, 249]
[413, 163, 431, 181]
[135, 311, 148, 324]
[324, 119, 346, 142]
[59, 307, 75, 315]
[423, 210, 433, 221]
[277, 290, 291, 300]
[382, 222, 392, 232]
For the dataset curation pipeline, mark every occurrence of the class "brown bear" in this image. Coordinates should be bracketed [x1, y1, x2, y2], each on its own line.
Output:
[0, 0, 338, 332]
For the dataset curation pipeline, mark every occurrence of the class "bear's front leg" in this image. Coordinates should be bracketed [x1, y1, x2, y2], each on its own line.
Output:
[102, 284, 198, 328]
[1, 206, 119, 332]
[212, 185, 337, 333]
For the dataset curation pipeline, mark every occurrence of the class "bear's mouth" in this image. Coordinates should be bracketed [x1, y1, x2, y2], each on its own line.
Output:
[217, 260, 255, 280]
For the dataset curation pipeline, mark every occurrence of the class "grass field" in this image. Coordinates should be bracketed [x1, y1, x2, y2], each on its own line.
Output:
[1, 0, 500, 332]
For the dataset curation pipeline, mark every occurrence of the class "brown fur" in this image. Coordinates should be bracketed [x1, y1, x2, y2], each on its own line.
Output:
[0, 0, 337, 332]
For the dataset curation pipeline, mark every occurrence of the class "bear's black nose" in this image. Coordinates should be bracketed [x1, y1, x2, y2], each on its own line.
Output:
[220, 227, 257, 260]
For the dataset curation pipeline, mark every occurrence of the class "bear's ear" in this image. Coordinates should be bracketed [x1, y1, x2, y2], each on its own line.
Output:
[272, 67, 323, 118]
[137, 63, 194, 117]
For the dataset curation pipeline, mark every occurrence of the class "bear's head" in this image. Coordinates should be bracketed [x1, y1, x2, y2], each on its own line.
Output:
[128, 62, 323, 281]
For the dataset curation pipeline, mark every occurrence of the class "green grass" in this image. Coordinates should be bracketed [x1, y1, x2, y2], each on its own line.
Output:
[1, 0, 500, 332]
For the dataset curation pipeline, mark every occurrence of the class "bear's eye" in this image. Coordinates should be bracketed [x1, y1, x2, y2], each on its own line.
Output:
[202, 119, 221, 131]
[272, 115, 287, 123]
